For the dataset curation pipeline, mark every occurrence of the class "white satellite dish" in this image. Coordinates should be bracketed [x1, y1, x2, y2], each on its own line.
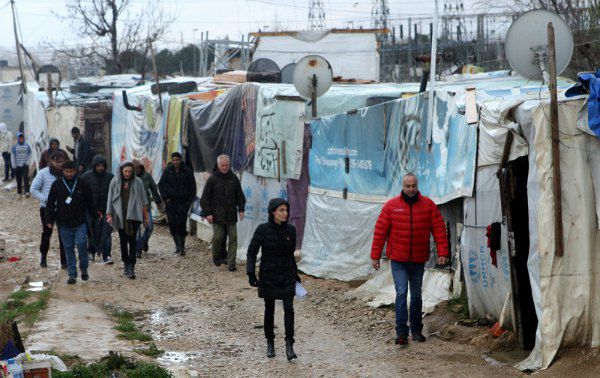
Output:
[505, 9, 573, 80]
[292, 55, 333, 117]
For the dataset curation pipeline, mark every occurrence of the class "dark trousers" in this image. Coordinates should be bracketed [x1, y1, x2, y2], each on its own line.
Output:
[15, 165, 29, 194]
[118, 223, 140, 266]
[166, 203, 188, 237]
[87, 213, 112, 260]
[39, 208, 66, 265]
[2, 152, 13, 180]
[264, 297, 295, 343]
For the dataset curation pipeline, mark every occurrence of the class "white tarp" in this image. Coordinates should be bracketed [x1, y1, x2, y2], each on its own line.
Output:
[46, 106, 84, 160]
[0, 82, 23, 134]
[352, 259, 452, 311]
[515, 99, 600, 371]
[298, 192, 381, 281]
[253, 31, 380, 81]
[23, 89, 48, 170]
[461, 165, 512, 320]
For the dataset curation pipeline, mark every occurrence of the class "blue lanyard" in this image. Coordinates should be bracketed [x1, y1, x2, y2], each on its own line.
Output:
[62, 178, 77, 196]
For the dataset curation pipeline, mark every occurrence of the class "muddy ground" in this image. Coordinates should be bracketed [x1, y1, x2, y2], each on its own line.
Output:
[1, 188, 598, 377]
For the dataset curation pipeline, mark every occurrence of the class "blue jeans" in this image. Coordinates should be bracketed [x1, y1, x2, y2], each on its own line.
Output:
[58, 223, 89, 278]
[391, 261, 425, 337]
[136, 208, 153, 253]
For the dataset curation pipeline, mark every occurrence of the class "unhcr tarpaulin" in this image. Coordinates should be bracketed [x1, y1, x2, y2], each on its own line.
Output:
[309, 93, 477, 204]
[0, 82, 23, 134]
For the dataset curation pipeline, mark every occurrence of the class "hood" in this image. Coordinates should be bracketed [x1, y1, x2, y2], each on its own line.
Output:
[16, 132, 24, 144]
[92, 154, 108, 173]
[0, 123, 7, 133]
[268, 198, 290, 224]
[48, 137, 60, 149]
[132, 159, 146, 175]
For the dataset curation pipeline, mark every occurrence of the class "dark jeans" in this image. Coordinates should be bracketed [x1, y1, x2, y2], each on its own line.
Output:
[39, 208, 66, 265]
[264, 297, 295, 343]
[58, 223, 88, 279]
[391, 261, 425, 337]
[118, 223, 140, 266]
[2, 152, 13, 180]
[87, 213, 112, 261]
[15, 165, 29, 194]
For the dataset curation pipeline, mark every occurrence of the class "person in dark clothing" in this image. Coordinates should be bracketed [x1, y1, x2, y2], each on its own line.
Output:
[247, 198, 300, 361]
[66, 127, 92, 173]
[11, 132, 32, 197]
[46, 160, 94, 284]
[158, 152, 196, 256]
[39, 138, 67, 170]
[133, 160, 162, 258]
[200, 154, 245, 270]
[81, 155, 115, 264]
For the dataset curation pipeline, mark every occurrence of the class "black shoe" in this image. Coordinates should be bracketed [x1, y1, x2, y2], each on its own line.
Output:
[67, 277, 76, 285]
[136, 250, 142, 258]
[228, 266, 237, 272]
[285, 341, 297, 361]
[412, 332, 426, 342]
[266, 340, 275, 358]
[128, 265, 136, 279]
[173, 235, 181, 255]
[40, 258, 47, 268]
[395, 335, 408, 347]
[213, 258, 221, 267]
[124, 264, 130, 277]
[143, 242, 149, 252]
[81, 273, 89, 281]
[61, 263, 67, 270]
[179, 237, 186, 256]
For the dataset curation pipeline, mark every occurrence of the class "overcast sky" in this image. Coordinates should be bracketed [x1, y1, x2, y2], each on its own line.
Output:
[0, 0, 484, 61]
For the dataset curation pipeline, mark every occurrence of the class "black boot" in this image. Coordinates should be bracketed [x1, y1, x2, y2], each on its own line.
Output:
[285, 341, 297, 361]
[124, 264, 129, 277]
[173, 235, 181, 255]
[40, 255, 47, 268]
[179, 236, 186, 256]
[129, 264, 136, 279]
[266, 340, 275, 358]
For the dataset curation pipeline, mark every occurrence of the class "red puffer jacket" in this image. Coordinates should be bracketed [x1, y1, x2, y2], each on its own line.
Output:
[371, 192, 449, 263]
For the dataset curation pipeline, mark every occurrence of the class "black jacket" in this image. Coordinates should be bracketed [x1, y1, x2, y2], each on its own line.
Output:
[158, 163, 196, 206]
[80, 155, 114, 213]
[74, 136, 92, 170]
[46, 176, 94, 227]
[200, 168, 246, 224]
[247, 198, 298, 300]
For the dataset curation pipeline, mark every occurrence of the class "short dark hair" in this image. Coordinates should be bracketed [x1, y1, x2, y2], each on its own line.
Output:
[50, 151, 67, 161]
[171, 152, 182, 159]
[62, 160, 77, 170]
[71, 127, 80, 135]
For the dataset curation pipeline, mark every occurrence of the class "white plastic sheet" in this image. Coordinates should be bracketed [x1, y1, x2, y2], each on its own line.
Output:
[46, 106, 84, 160]
[23, 88, 48, 170]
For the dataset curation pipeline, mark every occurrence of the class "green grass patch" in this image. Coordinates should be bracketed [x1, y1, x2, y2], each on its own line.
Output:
[52, 352, 172, 378]
[447, 291, 471, 321]
[111, 310, 153, 342]
[0, 289, 50, 325]
[135, 342, 165, 358]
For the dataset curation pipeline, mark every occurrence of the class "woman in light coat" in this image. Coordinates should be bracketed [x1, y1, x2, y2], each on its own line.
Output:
[106, 161, 148, 279]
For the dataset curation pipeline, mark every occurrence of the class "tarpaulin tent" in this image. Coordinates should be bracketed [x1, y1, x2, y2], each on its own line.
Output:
[0, 82, 23, 134]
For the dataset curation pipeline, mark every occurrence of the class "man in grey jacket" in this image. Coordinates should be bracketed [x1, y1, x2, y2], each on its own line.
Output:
[30, 151, 68, 268]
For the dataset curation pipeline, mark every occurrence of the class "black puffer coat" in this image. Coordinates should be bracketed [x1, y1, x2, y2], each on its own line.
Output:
[247, 198, 298, 300]
[158, 162, 196, 206]
[200, 168, 245, 224]
[80, 155, 114, 213]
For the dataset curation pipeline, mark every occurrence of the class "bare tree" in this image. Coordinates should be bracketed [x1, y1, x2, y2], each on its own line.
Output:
[53, 0, 176, 74]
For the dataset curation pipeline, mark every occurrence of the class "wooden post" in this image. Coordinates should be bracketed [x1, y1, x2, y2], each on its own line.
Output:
[148, 39, 163, 114]
[10, 0, 26, 93]
[547, 22, 564, 257]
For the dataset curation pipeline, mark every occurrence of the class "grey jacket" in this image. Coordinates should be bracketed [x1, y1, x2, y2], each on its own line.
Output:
[106, 173, 148, 231]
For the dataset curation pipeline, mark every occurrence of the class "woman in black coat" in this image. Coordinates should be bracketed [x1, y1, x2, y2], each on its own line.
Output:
[247, 198, 300, 360]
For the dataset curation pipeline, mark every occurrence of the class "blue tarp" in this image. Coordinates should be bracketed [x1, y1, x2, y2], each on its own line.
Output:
[309, 93, 477, 204]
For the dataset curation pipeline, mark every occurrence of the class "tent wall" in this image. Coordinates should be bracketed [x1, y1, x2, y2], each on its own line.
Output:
[0, 82, 23, 134]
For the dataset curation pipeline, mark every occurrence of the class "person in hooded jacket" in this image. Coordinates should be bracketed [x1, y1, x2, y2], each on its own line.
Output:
[247, 198, 300, 361]
[0, 123, 14, 181]
[200, 154, 245, 270]
[158, 152, 196, 256]
[133, 159, 162, 257]
[39, 138, 67, 170]
[11, 132, 32, 197]
[81, 155, 115, 264]
[106, 161, 149, 279]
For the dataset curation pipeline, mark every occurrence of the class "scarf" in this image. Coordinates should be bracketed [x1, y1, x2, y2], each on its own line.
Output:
[121, 179, 134, 236]
[401, 191, 419, 205]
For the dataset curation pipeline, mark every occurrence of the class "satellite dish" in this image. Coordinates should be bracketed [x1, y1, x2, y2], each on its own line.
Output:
[36, 64, 61, 90]
[281, 63, 296, 84]
[246, 58, 281, 83]
[292, 55, 333, 117]
[505, 10, 573, 80]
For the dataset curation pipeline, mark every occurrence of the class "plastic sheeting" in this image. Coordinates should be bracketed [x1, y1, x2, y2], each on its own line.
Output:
[253, 31, 380, 81]
[0, 82, 23, 134]
[298, 192, 382, 281]
[309, 92, 477, 204]
[460, 166, 512, 320]
[515, 99, 600, 371]
[287, 125, 311, 249]
[23, 88, 48, 170]
[46, 106, 84, 160]
[253, 86, 305, 179]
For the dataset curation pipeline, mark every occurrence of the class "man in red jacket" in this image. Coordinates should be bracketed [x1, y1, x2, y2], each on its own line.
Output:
[371, 173, 449, 347]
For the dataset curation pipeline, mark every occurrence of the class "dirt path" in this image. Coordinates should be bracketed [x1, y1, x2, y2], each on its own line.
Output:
[0, 189, 521, 377]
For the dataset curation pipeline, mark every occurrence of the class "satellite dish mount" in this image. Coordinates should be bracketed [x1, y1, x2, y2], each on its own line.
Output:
[292, 55, 333, 118]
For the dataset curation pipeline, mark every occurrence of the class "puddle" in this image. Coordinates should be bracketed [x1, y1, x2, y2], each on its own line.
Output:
[148, 309, 180, 341]
[158, 351, 203, 365]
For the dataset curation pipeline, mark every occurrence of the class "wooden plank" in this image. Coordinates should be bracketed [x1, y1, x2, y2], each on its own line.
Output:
[465, 86, 479, 125]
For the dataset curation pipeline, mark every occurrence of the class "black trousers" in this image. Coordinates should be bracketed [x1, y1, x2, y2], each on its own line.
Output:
[2, 152, 13, 180]
[264, 297, 295, 342]
[166, 203, 188, 237]
[39, 207, 66, 265]
[118, 223, 140, 266]
[15, 165, 29, 194]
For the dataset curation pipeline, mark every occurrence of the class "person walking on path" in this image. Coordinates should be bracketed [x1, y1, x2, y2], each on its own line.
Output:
[11, 132, 32, 197]
[81, 155, 114, 264]
[370, 173, 449, 347]
[200, 154, 245, 270]
[106, 161, 149, 279]
[133, 159, 162, 258]
[31, 151, 68, 268]
[45, 160, 94, 284]
[66, 127, 92, 173]
[39, 138, 67, 170]
[159, 152, 196, 256]
[0, 123, 14, 182]
[247, 198, 300, 360]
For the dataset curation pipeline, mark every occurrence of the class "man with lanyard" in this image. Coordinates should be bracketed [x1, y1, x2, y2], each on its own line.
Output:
[46, 160, 94, 284]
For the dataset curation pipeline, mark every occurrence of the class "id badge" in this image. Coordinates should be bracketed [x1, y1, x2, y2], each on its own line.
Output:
[65, 196, 72, 204]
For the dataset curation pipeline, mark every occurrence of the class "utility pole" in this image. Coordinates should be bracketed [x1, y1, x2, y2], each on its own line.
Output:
[10, 0, 27, 93]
